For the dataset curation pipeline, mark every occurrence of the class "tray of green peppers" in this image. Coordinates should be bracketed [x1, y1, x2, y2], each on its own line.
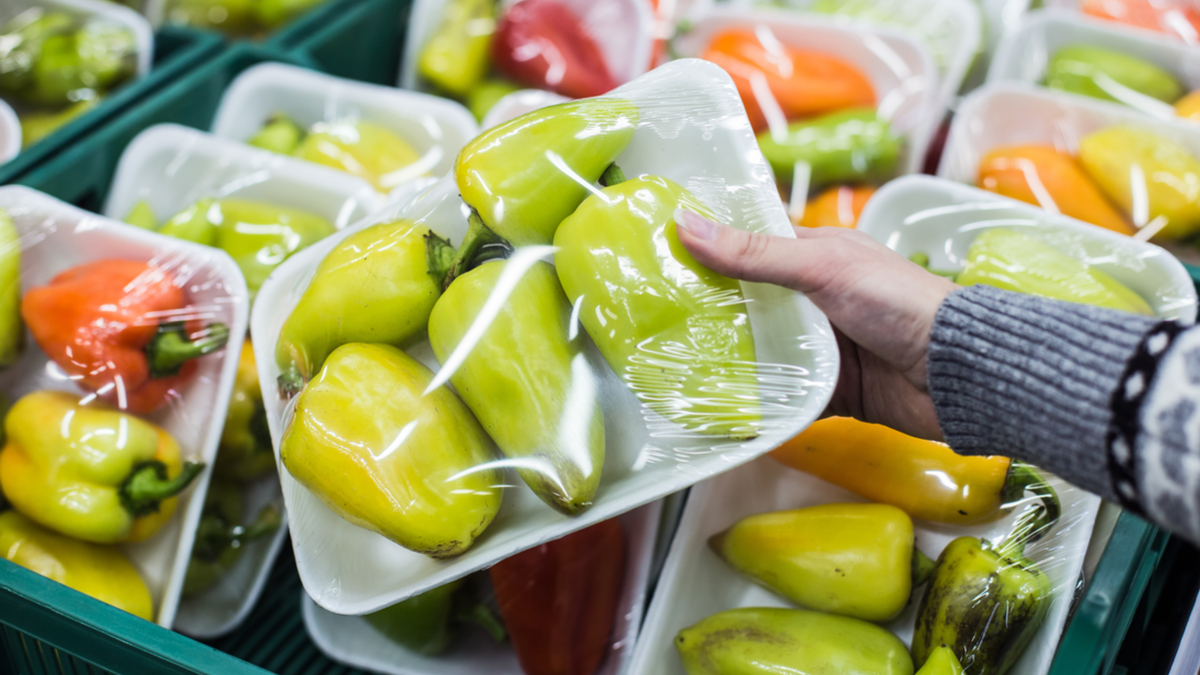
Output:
[248, 58, 838, 617]
[99, 123, 382, 638]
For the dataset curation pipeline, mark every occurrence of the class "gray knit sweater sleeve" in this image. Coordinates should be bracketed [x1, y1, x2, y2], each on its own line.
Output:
[928, 285, 1200, 541]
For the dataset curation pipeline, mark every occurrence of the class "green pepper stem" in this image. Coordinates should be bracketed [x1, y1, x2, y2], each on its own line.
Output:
[1000, 462, 1061, 546]
[425, 231, 456, 290]
[599, 163, 626, 187]
[146, 322, 231, 378]
[908, 253, 959, 280]
[912, 546, 936, 588]
[277, 367, 304, 397]
[241, 505, 282, 541]
[193, 505, 281, 561]
[458, 602, 507, 644]
[120, 460, 205, 517]
[442, 209, 512, 290]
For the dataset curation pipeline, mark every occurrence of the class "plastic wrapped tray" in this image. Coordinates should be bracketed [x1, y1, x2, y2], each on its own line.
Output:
[0, 185, 250, 629]
[303, 501, 663, 675]
[0, 100, 18, 166]
[251, 58, 838, 615]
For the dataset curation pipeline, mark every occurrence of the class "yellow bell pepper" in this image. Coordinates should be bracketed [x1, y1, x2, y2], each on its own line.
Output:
[0, 390, 203, 544]
[771, 417, 1058, 526]
[0, 510, 153, 621]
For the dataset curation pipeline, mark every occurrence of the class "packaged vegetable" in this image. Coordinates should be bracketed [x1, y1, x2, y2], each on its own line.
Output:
[0, 8, 135, 106]
[675, 607, 914, 675]
[0, 390, 203, 544]
[418, 0, 495, 97]
[0, 209, 20, 366]
[0, 510, 153, 621]
[1045, 44, 1182, 107]
[916, 647, 965, 675]
[757, 108, 901, 189]
[796, 185, 875, 228]
[215, 341, 274, 482]
[1081, 0, 1200, 42]
[165, 0, 329, 35]
[490, 0, 617, 98]
[1176, 89, 1200, 120]
[183, 479, 281, 596]
[709, 503, 933, 622]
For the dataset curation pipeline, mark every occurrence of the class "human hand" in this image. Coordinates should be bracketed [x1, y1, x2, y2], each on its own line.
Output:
[674, 209, 958, 441]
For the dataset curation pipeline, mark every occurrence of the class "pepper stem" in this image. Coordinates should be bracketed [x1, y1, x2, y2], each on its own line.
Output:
[599, 163, 626, 187]
[146, 322, 231, 378]
[442, 209, 513, 290]
[909, 253, 959, 280]
[458, 602, 507, 644]
[277, 368, 304, 397]
[912, 546, 936, 588]
[193, 505, 281, 560]
[1000, 461, 1061, 545]
[120, 460, 205, 517]
[425, 231, 456, 290]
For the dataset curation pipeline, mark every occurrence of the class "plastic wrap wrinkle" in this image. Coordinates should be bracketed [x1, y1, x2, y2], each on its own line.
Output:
[0, 186, 248, 630]
[252, 59, 837, 615]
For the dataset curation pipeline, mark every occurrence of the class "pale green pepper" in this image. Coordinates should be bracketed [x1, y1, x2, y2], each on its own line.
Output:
[756, 107, 901, 189]
[1045, 45, 1182, 108]
[419, 0, 496, 96]
[0, 209, 21, 367]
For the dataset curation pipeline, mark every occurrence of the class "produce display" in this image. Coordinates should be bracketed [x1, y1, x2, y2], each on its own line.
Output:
[0, 6, 137, 148]
[164, 0, 329, 36]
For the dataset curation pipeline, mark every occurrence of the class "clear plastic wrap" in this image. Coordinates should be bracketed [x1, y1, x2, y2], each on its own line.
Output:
[251, 58, 838, 615]
[0, 0, 151, 150]
[99, 123, 381, 638]
[150, 0, 332, 37]
[211, 63, 480, 198]
[0, 185, 249, 628]
[0, 100, 18, 165]
[629, 174, 1197, 675]
[400, 0, 654, 105]
[1045, 0, 1200, 44]
[990, 9, 1200, 121]
[303, 502, 662, 675]
[942, 82, 1200, 254]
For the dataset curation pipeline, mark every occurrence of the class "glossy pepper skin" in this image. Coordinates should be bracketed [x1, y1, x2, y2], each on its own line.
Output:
[0, 510, 153, 621]
[0, 10, 135, 106]
[366, 581, 462, 655]
[917, 647, 965, 675]
[428, 256, 605, 515]
[757, 108, 901, 189]
[21, 259, 231, 414]
[702, 29, 876, 133]
[913, 505, 1056, 675]
[0, 9, 74, 93]
[274, 219, 452, 390]
[491, 518, 626, 675]
[216, 341, 274, 482]
[491, 0, 617, 99]
[157, 198, 336, 298]
[1079, 126, 1200, 239]
[771, 417, 1061, 527]
[0, 209, 22, 367]
[281, 343, 501, 557]
[797, 185, 875, 229]
[676, 607, 915, 675]
[1045, 45, 1182, 107]
[294, 119, 427, 193]
[183, 479, 281, 596]
[957, 228, 1153, 314]
[555, 175, 760, 439]
[419, 0, 495, 97]
[455, 98, 638, 248]
[976, 145, 1135, 236]
[0, 390, 204, 544]
[1176, 90, 1200, 120]
[710, 503, 932, 622]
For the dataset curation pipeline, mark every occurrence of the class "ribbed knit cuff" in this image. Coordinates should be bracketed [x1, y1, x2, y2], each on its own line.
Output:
[928, 286, 1158, 501]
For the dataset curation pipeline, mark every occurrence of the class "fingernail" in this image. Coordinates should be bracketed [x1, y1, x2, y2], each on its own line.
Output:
[674, 208, 720, 240]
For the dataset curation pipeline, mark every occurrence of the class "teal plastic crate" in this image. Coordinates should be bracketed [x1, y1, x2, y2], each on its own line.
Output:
[268, 0, 410, 85]
[17, 44, 307, 212]
[0, 26, 223, 187]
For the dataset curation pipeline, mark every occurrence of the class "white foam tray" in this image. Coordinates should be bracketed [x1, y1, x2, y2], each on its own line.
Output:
[990, 9, 1200, 121]
[1, 0, 153, 79]
[399, 0, 654, 94]
[0, 186, 249, 629]
[304, 501, 663, 675]
[0, 100, 19, 166]
[102, 123, 382, 638]
[211, 63, 479, 190]
[251, 59, 838, 616]
[671, 8, 941, 176]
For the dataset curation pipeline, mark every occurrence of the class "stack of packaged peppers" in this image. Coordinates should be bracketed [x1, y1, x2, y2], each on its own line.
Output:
[163, 0, 331, 37]
[0, 209, 234, 621]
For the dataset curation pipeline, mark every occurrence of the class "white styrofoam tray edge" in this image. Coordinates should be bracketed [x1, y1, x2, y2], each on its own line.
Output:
[0, 99, 19, 165]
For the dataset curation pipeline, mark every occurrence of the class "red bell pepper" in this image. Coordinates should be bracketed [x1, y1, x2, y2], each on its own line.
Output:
[491, 0, 619, 99]
[1082, 0, 1200, 42]
[22, 259, 230, 414]
[490, 518, 627, 675]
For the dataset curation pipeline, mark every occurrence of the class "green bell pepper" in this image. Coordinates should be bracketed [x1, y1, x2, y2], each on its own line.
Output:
[156, 198, 336, 298]
[0, 9, 74, 93]
[418, 0, 495, 97]
[248, 114, 304, 155]
[954, 228, 1153, 314]
[676, 607, 915, 674]
[756, 107, 901, 189]
[1045, 45, 1182, 109]
[554, 173, 760, 439]
[454, 98, 639, 247]
[0, 210, 22, 368]
[183, 479, 281, 597]
[428, 241, 605, 516]
[366, 582, 463, 655]
[913, 501, 1058, 675]
[274, 219, 454, 390]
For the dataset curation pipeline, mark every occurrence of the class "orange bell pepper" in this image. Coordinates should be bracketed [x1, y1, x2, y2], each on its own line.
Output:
[22, 259, 230, 414]
[1176, 90, 1200, 121]
[1082, 0, 1200, 42]
[702, 29, 876, 133]
[797, 185, 876, 229]
[977, 145, 1136, 236]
